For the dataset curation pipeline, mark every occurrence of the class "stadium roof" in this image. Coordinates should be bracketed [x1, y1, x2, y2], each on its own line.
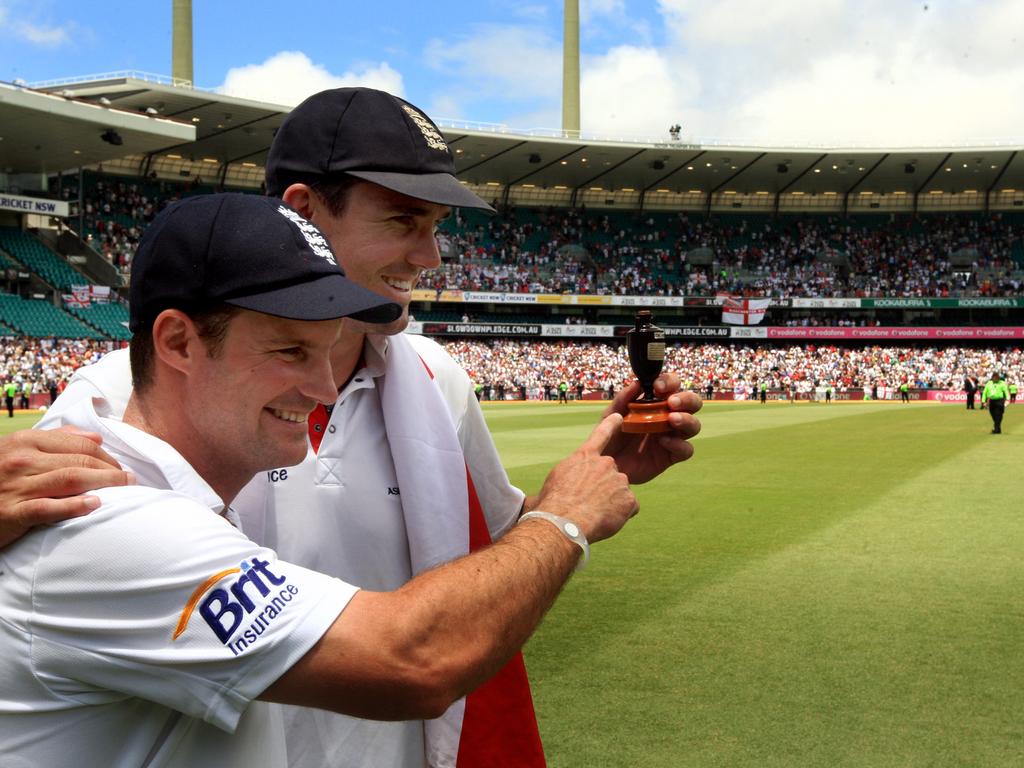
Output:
[0, 80, 194, 175]
[5, 74, 1024, 201]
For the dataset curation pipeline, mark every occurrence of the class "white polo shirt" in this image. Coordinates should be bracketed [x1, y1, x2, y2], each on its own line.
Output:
[4, 398, 358, 767]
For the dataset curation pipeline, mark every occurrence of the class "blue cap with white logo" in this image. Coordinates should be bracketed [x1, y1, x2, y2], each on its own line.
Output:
[129, 193, 400, 331]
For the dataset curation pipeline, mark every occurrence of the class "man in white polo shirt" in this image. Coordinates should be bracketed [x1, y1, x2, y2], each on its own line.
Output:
[0, 193, 640, 766]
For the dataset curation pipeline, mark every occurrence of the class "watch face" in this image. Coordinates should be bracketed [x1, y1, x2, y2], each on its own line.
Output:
[565, 522, 580, 538]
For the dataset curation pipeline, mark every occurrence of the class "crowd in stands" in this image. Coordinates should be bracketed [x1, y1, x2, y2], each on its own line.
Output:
[0, 335, 1018, 407]
[429, 209, 1023, 298]
[0, 338, 120, 408]
[73, 178, 176, 281]
[441, 339, 1024, 400]
[52, 174, 1024, 299]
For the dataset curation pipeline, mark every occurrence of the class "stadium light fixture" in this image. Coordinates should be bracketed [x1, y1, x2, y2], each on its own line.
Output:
[528, 153, 541, 163]
[904, 163, 916, 173]
[144, 107, 159, 115]
[100, 129, 123, 146]
[686, 166, 694, 170]
[554, 185, 567, 189]
[166, 154, 182, 159]
[776, 163, 788, 173]
[621, 187, 634, 192]
[813, 169, 821, 173]
[98, 97, 112, 106]
[241, 162, 257, 168]
[191, 116, 201, 123]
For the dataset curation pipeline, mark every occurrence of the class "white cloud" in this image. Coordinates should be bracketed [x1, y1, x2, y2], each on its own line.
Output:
[0, 1, 72, 47]
[217, 51, 404, 107]
[656, 0, 1024, 144]
[418, 0, 1024, 145]
[581, 45, 694, 139]
[14, 20, 69, 46]
[581, 0, 626, 24]
[423, 25, 562, 121]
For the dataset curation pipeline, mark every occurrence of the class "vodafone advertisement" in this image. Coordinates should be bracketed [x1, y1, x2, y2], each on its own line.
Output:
[762, 327, 1024, 341]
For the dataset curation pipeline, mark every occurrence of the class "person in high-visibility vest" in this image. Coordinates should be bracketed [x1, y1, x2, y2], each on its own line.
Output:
[4, 381, 16, 418]
[981, 371, 1011, 434]
[899, 381, 910, 404]
[1009, 381, 1018, 404]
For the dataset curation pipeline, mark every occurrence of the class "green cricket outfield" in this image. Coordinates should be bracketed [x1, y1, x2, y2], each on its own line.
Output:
[484, 400, 1022, 768]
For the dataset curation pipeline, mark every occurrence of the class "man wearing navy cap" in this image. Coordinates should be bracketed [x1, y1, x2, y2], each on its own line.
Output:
[0, 193, 643, 766]
[0, 89, 703, 767]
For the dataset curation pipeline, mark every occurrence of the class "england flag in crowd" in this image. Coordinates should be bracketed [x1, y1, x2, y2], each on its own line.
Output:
[722, 296, 771, 325]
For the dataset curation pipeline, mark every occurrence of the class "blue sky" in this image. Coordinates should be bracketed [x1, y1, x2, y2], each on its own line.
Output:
[2, 0, 1024, 146]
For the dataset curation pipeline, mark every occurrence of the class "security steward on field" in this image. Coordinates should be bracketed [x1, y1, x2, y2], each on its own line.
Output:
[981, 371, 1010, 434]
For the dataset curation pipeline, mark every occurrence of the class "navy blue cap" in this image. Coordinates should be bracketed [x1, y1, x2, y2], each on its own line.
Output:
[128, 193, 401, 331]
[265, 87, 493, 211]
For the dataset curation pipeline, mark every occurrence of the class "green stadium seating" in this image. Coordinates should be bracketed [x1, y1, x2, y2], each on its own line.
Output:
[0, 228, 90, 291]
[67, 302, 131, 340]
[0, 293, 105, 339]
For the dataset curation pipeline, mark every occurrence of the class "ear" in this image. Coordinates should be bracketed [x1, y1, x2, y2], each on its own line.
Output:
[281, 183, 317, 220]
[151, 309, 203, 379]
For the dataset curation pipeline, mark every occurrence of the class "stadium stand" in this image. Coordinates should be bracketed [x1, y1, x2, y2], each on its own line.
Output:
[51, 173, 1024, 300]
[0, 294, 105, 340]
[0, 227, 92, 291]
[65, 302, 131, 341]
[441, 339, 1024, 400]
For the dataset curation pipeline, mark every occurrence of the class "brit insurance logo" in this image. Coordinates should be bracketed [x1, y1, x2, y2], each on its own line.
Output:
[173, 557, 299, 656]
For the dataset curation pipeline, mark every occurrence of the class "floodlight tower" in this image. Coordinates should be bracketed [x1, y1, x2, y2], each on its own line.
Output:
[562, 0, 580, 138]
[172, 0, 193, 86]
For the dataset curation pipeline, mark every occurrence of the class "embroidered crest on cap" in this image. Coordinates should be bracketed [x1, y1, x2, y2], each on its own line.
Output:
[402, 105, 449, 153]
[277, 205, 337, 265]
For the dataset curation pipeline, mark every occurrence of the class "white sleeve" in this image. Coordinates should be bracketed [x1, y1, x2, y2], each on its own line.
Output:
[404, 334, 525, 539]
[27, 486, 356, 733]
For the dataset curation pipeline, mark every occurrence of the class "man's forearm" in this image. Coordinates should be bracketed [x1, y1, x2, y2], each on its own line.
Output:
[264, 517, 582, 721]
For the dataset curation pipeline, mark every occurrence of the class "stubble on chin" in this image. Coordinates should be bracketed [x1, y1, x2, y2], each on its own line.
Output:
[342, 313, 410, 337]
